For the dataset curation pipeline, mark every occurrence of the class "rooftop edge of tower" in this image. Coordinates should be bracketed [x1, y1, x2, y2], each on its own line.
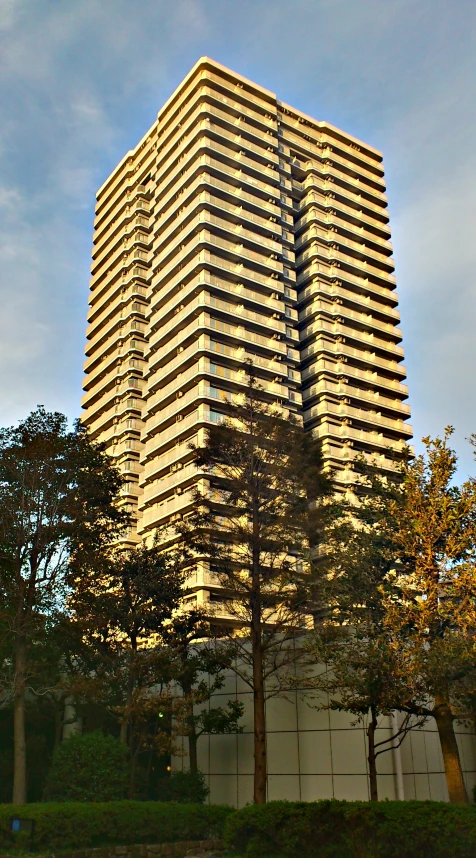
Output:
[96, 56, 383, 199]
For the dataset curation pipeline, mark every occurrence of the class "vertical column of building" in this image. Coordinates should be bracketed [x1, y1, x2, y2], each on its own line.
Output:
[81, 130, 157, 542]
[277, 109, 412, 483]
[137, 59, 301, 610]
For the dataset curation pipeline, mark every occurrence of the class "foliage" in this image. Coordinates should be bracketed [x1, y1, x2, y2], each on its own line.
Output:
[306, 431, 476, 803]
[224, 799, 476, 858]
[155, 769, 210, 803]
[158, 611, 243, 773]
[0, 800, 233, 852]
[68, 542, 187, 794]
[44, 731, 129, 802]
[0, 406, 128, 802]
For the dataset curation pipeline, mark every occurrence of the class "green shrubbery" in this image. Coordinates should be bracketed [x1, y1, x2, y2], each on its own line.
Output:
[0, 801, 233, 853]
[224, 800, 476, 858]
[44, 731, 129, 802]
[155, 770, 210, 804]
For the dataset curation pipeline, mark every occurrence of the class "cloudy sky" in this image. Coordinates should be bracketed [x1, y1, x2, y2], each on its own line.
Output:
[1, 0, 475, 474]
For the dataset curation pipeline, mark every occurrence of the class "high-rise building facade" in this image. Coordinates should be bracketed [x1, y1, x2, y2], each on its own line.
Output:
[82, 57, 412, 600]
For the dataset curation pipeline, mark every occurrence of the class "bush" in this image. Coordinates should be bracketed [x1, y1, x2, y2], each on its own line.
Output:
[44, 731, 129, 802]
[224, 800, 476, 858]
[155, 770, 210, 803]
[0, 800, 233, 853]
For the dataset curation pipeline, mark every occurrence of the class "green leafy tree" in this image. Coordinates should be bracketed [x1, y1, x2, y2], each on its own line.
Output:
[0, 407, 127, 804]
[69, 543, 186, 795]
[310, 432, 476, 804]
[175, 370, 333, 804]
[159, 611, 244, 773]
[44, 730, 129, 801]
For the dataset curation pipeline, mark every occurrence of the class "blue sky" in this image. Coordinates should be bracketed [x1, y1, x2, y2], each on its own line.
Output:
[1, 0, 475, 474]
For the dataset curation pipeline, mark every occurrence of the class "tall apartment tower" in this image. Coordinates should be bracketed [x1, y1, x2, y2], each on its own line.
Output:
[82, 58, 412, 602]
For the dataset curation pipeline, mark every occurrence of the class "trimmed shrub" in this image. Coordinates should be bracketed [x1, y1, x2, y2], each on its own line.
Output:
[155, 770, 210, 804]
[0, 800, 233, 853]
[44, 731, 129, 802]
[224, 800, 476, 858]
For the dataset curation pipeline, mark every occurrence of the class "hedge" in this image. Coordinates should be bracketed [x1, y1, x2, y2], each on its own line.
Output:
[224, 800, 476, 858]
[0, 801, 233, 853]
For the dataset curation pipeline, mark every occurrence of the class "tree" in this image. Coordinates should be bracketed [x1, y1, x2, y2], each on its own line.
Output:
[69, 542, 186, 796]
[302, 459, 425, 801]
[0, 407, 127, 804]
[175, 370, 333, 803]
[312, 432, 476, 804]
[159, 611, 244, 774]
[380, 430, 476, 803]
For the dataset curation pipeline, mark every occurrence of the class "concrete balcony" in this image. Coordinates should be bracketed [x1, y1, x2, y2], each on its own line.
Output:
[300, 336, 407, 376]
[296, 262, 397, 305]
[301, 379, 411, 416]
[300, 359, 408, 397]
[312, 419, 408, 454]
[300, 319, 404, 359]
[297, 280, 400, 323]
[299, 298, 402, 340]
[295, 223, 393, 268]
[304, 399, 412, 437]
[296, 193, 391, 238]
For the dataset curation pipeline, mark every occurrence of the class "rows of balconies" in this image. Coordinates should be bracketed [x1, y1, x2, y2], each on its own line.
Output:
[312, 419, 408, 454]
[295, 223, 393, 269]
[84, 394, 144, 440]
[148, 293, 286, 355]
[296, 193, 391, 240]
[297, 242, 396, 288]
[155, 194, 279, 259]
[301, 378, 410, 416]
[89, 251, 150, 317]
[301, 160, 386, 203]
[301, 176, 388, 226]
[297, 261, 396, 305]
[147, 312, 289, 379]
[157, 154, 280, 226]
[299, 297, 401, 340]
[303, 399, 412, 437]
[295, 207, 392, 256]
[87, 276, 147, 327]
[297, 279, 400, 323]
[86, 292, 147, 344]
[201, 73, 277, 126]
[94, 187, 151, 247]
[157, 135, 279, 220]
[313, 145, 385, 188]
[300, 318, 404, 359]
[280, 123, 382, 178]
[155, 209, 283, 269]
[153, 227, 283, 288]
[300, 336, 406, 376]
[318, 140, 384, 177]
[92, 213, 151, 272]
[205, 117, 278, 165]
[91, 224, 150, 282]
[300, 358, 408, 397]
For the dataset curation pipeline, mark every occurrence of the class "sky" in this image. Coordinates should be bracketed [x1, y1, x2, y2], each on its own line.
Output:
[0, 0, 475, 475]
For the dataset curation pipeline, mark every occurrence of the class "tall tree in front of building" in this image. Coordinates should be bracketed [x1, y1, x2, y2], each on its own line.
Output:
[382, 430, 476, 803]
[0, 407, 127, 804]
[311, 432, 476, 804]
[176, 371, 333, 804]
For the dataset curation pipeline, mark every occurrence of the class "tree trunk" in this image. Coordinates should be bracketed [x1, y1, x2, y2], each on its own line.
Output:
[434, 696, 468, 803]
[182, 680, 198, 774]
[12, 634, 27, 805]
[252, 640, 266, 804]
[367, 706, 378, 802]
[120, 661, 135, 745]
[188, 728, 198, 775]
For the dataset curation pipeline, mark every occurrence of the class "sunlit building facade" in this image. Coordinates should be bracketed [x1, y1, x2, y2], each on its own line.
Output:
[82, 56, 411, 606]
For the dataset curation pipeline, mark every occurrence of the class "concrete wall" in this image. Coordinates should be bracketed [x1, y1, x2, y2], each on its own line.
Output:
[173, 664, 476, 807]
